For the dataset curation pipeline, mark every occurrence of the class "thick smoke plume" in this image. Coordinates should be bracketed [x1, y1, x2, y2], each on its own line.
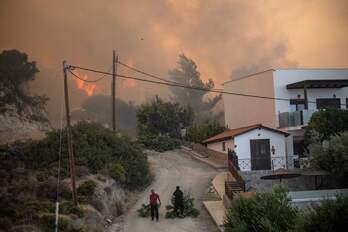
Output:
[1, 0, 347, 126]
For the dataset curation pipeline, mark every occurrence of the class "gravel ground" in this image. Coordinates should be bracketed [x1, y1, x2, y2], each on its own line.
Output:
[114, 149, 220, 232]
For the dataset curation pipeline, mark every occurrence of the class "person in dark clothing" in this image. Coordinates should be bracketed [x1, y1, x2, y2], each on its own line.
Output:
[173, 186, 184, 216]
[149, 189, 161, 221]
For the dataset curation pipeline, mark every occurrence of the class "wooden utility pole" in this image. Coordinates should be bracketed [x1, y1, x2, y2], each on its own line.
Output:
[112, 51, 118, 131]
[62, 61, 78, 206]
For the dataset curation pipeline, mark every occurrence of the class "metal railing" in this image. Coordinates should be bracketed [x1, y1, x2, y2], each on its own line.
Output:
[236, 156, 297, 171]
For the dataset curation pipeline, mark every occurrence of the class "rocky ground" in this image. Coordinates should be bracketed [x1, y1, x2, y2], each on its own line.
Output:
[109, 150, 220, 232]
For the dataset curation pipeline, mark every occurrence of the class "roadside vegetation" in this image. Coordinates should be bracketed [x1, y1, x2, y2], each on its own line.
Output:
[186, 119, 225, 143]
[0, 121, 152, 231]
[305, 108, 348, 187]
[224, 186, 348, 232]
[136, 96, 194, 151]
[224, 187, 297, 232]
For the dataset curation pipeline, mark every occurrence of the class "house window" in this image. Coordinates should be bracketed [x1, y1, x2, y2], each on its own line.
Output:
[290, 99, 305, 111]
[316, 98, 341, 109]
[222, 142, 226, 151]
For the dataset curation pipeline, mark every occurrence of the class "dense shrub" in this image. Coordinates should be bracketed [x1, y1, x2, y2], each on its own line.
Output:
[295, 196, 348, 232]
[305, 108, 348, 144]
[138, 134, 182, 152]
[224, 186, 297, 232]
[15, 199, 54, 221]
[165, 194, 200, 219]
[307, 132, 348, 179]
[136, 96, 194, 139]
[16, 121, 152, 190]
[39, 214, 71, 232]
[77, 180, 96, 197]
[186, 119, 225, 143]
[60, 201, 84, 217]
[108, 163, 126, 183]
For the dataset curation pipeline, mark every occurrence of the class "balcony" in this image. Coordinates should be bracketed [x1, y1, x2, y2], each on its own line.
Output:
[278, 109, 316, 128]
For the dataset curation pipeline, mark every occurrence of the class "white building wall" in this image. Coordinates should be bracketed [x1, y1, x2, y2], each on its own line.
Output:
[233, 128, 287, 171]
[273, 69, 348, 116]
[207, 139, 234, 154]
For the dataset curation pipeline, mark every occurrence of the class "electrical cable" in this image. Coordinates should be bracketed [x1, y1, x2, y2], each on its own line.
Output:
[117, 60, 221, 89]
[68, 64, 347, 107]
[68, 66, 110, 83]
[67, 66, 316, 104]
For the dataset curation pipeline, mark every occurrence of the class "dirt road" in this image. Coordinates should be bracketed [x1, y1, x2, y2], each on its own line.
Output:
[120, 150, 219, 232]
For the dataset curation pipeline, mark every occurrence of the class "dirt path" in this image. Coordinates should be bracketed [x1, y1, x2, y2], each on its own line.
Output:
[119, 150, 219, 232]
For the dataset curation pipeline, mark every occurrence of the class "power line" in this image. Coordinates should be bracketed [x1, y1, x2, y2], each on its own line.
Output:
[68, 66, 111, 83]
[69, 64, 348, 106]
[118, 60, 189, 85]
[67, 66, 308, 103]
[117, 60, 223, 91]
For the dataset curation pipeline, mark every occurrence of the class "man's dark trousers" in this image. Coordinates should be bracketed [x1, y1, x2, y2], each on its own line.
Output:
[174, 202, 184, 216]
[150, 204, 159, 221]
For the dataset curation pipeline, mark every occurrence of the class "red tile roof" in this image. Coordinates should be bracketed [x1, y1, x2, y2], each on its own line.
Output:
[202, 124, 289, 144]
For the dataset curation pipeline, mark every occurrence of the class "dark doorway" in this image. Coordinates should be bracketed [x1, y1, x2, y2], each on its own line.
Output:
[316, 98, 341, 109]
[250, 139, 271, 170]
[293, 136, 305, 158]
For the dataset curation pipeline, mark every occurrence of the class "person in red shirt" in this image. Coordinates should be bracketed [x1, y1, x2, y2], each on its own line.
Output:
[149, 189, 161, 221]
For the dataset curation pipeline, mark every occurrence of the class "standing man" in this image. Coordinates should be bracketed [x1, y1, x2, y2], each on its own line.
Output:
[173, 186, 184, 216]
[149, 189, 161, 221]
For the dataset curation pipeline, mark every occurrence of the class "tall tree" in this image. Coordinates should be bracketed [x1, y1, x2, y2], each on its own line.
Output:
[136, 96, 194, 138]
[305, 108, 348, 144]
[0, 49, 39, 96]
[0, 49, 47, 119]
[168, 54, 221, 121]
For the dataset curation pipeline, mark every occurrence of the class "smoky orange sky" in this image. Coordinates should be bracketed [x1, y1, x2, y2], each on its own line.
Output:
[1, 0, 347, 123]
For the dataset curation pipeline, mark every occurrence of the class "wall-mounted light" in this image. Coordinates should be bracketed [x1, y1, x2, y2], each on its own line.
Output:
[297, 94, 301, 99]
[271, 145, 275, 155]
[333, 94, 336, 98]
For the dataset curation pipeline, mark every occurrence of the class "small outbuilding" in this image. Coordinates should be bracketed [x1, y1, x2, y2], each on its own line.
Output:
[202, 124, 290, 171]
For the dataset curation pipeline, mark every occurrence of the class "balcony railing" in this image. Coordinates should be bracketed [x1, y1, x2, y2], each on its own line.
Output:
[237, 156, 296, 171]
[278, 109, 316, 128]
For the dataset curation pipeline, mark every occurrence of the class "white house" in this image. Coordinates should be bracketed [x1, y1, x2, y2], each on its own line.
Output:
[222, 69, 348, 160]
[202, 124, 289, 171]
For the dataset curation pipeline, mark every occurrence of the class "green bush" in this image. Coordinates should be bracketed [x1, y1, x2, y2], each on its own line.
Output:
[138, 134, 182, 152]
[224, 186, 297, 232]
[136, 96, 194, 139]
[16, 121, 152, 190]
[186, 119, 225, 143]
[165, 194, 200, 219]
[307, 132, 348, 178]
[305, 108, 348, 145]
[15, 199, 54, 221]
[39, 213, 71, 232]
[137, 204, 151, 218]
[295, 196, 348, 232]
[60, 201, 84, 217]
[108, 163, 126, 183]
[77, 180, 96, 197]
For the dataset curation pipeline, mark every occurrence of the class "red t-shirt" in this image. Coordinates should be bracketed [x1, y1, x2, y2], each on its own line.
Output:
[149, 193, 160, 205]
